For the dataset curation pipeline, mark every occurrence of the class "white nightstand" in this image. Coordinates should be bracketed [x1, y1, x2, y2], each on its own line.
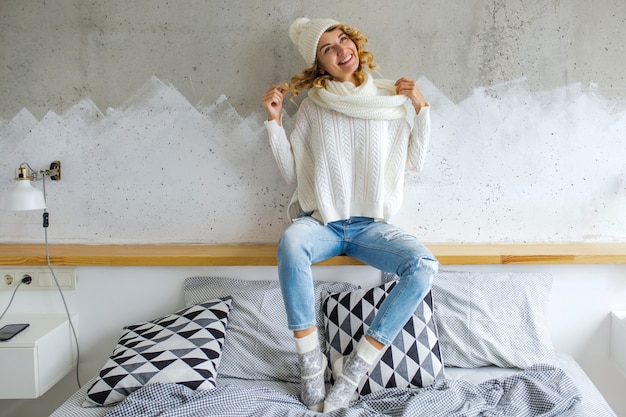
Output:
[0, 314, 77, 399]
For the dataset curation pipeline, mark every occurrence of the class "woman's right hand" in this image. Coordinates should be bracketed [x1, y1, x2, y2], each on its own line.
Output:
[262, 84, 286, 125]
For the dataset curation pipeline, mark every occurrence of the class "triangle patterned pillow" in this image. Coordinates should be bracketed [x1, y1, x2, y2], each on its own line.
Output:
[322, 281, 444, 395]
[83, 298, 232, 407]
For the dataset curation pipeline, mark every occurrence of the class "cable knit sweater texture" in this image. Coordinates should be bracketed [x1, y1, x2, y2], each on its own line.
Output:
[265, 81, 431, 224]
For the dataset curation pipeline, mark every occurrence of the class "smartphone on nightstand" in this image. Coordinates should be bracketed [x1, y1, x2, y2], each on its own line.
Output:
[0, 323, 30, 341]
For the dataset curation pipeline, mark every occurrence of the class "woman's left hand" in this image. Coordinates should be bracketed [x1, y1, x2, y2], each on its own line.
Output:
[395, 77, 428, 113]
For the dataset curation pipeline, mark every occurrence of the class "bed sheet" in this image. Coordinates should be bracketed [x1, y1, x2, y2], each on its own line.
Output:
[444, 354, 614, 416]
[49, 354, 615, 417]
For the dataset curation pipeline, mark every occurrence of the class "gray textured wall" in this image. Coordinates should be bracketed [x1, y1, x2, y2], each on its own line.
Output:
[1, 0, 625, 244]
[2, 1, 625, 119]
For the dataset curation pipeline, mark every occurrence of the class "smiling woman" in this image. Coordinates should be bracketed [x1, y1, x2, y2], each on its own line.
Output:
[260, 17, 435, 412]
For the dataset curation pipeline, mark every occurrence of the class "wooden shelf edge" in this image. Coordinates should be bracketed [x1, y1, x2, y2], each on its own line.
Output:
[1, 243, 626, 266]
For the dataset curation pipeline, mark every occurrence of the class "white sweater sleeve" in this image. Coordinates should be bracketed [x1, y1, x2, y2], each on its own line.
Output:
[406, 105, 431, 172]
[264, 119, 297, 185]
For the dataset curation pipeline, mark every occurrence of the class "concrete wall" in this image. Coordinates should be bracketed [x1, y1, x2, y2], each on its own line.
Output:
[1, 0, 625, 244]
[2, 0, 625, 119]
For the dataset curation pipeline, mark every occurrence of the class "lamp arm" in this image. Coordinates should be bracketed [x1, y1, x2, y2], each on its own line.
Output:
[16, 160, 61, 182]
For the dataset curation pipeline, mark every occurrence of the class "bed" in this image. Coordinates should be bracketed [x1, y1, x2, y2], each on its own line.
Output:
[50, 270, 616, 416]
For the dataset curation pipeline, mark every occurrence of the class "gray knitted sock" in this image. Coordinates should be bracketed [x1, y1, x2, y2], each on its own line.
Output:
[324, 338, 382, 412]
[295, 331, 326, 411]
[298, 348, 327, 410]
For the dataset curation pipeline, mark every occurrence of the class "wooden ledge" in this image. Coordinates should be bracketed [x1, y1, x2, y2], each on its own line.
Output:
[0, 243, 625, 266]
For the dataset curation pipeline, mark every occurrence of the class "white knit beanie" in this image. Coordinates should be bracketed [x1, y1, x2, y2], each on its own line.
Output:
[289, 17, 340, 66]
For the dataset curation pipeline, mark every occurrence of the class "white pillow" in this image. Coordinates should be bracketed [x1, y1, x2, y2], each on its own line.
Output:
[431, 270, 556, 368]
[183, 276, 358, 382]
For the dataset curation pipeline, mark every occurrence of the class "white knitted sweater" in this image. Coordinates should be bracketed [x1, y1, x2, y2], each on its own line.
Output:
[265, 88, 431, 224]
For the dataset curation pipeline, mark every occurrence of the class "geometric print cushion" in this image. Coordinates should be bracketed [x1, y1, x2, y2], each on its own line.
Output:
[322, 281, 445, 396]
[83, 298, 232, 407]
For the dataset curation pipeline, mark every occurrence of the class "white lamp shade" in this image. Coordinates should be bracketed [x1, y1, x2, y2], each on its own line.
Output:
[0, 179, 46, 211]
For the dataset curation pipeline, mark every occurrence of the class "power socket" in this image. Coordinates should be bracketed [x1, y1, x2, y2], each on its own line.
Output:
[0, 268, 76, 290]
[3, 273, 16, 287]
[20, 274, 34, 285]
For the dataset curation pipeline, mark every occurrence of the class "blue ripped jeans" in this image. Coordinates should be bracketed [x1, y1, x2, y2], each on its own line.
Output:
[277, 215, 438, 346]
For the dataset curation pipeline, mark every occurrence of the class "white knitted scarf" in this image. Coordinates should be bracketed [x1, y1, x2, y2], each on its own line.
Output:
[307, 75, 415, 128]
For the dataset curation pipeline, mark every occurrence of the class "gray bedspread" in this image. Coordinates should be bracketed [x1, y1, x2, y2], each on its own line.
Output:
[103, 364, 581, 417]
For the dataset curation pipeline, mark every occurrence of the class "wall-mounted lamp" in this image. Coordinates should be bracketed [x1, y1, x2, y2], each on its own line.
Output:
[0, 161, 61, 212]
[0, 159, 79, 388]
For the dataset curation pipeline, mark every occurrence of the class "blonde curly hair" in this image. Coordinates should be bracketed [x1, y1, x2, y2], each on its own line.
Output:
[282, 23, 378, 101]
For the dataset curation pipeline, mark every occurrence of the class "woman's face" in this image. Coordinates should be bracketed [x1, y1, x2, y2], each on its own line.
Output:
[316, 28, 359, 83]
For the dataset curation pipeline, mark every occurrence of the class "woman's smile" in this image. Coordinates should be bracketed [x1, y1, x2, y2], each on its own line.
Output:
[338, 53, 353, 65]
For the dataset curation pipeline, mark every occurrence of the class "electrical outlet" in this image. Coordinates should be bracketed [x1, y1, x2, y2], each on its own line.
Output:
[3, 272, 16, 287]
[20, 273, 35, 286]
[0, 268, 76, 290]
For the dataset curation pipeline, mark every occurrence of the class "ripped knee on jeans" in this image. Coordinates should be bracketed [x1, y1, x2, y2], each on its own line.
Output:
[395, 256, 439, 284]
[419, 257, 439, 277]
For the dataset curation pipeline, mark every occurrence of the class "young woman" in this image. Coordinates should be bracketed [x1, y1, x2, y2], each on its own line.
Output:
[261, 17, 438, 412]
